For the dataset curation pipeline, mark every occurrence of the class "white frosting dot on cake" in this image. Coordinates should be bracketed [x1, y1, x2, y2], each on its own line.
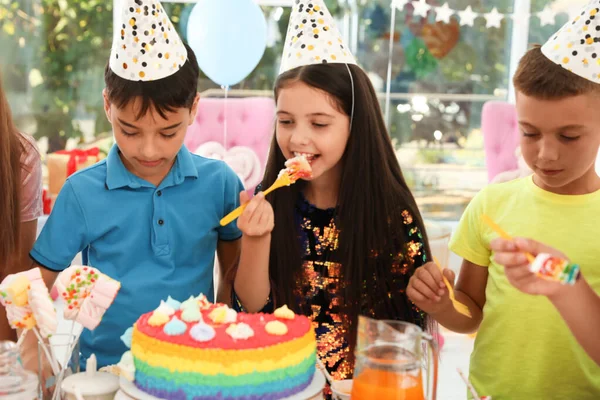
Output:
[148, 310, 169, 327]
[274, 305, 295, 320]
[225, 308, 237, 323]
[165, 296, 181, 310]
[121, 327, 133, 348]
[209, 305, 238, 324]
[196, 293, 211, 310]
[164, 316, 187, 336]
[226, 323, 255, 340]
[180, 295, 198, 311]
[265, 320, 288, 336]
[181, 306, 203, 323]
[156, 300, 175, 316]
[190, 322, 216, 342]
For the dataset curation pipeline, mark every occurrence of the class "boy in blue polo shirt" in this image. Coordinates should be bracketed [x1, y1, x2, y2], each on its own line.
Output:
[23, 0, 243, 369]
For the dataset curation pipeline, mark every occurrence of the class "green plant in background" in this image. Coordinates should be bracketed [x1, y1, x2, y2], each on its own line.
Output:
[1, 0, 115, 151]
[405, 37, 438, 79]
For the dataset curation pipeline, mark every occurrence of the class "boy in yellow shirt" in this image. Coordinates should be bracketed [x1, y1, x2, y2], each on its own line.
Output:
[407, 3, 600, 399]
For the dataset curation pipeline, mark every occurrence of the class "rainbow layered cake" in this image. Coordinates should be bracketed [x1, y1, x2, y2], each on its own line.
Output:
[130, 295, 317, 399]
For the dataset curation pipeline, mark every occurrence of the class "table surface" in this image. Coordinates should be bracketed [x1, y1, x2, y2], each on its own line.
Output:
[54, 303, 474, 400]
[44, 217, 473, 399]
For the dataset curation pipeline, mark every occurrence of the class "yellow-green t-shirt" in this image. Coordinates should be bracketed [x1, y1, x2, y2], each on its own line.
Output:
[449, 176, 600, 400]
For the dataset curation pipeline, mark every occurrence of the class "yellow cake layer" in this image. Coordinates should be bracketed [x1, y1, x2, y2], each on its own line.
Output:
[132, 327, 315, 376]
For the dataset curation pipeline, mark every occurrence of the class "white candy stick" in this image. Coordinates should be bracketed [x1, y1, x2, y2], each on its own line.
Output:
[33, 327, 59, 375]
[457, 368, 480, 399]
[16, 329, 29, 349]
[52, 324, 81, 400]
[316, 358, 334, 386]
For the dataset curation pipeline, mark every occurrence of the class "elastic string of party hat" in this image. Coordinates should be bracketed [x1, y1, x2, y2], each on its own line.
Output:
[345, 63, 355, 134]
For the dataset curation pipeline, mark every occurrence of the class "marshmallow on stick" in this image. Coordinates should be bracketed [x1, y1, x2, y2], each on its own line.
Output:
[54, 265, 121, 328]
[51, 266, 121, 400]
[0, 268, 58, 336]
[0, 268, 60, 374]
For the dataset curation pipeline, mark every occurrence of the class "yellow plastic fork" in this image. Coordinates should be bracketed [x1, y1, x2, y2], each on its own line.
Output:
[481, 214, 536, 263]
[433, 256, 472, 318]
[219, 172, 294, 227]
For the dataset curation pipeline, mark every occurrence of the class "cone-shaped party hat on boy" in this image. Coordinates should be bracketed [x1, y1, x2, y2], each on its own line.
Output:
[542, 0, 600, 82]
[109, 0, 187, 81]
[279, 0, 357, 75]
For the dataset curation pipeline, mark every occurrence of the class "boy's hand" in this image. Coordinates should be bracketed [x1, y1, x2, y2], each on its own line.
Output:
[237, 191, 274, 238]
[407, 261, 455, 315]
[491, 237, 569, 298]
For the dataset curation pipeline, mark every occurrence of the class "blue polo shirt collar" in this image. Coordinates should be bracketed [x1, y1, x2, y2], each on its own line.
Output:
[105, 145, 198, 190]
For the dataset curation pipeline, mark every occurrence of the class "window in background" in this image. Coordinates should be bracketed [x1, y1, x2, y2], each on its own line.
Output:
[527, 1, 570, 46]
[358, 0, 515, 220]
[172, 0, 524, 220]
[3, 0, 574, 220]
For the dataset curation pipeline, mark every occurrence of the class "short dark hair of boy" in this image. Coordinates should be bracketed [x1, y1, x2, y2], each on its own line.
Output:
[104, 42, 200, 119]
[513, 45, 600, 99]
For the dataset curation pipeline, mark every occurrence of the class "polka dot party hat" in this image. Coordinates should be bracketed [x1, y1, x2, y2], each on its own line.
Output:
[542, 0, 600, 82]
[279, 0, 357, 75]
[109, 0, 187, 81]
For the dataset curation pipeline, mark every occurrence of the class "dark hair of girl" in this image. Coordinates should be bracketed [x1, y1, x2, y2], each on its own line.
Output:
[263, 63, 433, 354]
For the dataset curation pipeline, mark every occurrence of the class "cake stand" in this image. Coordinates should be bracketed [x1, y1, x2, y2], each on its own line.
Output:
[116, 370, 326, 400]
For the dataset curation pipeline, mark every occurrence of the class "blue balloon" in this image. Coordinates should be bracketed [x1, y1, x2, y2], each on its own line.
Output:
[187, 0, 267, 87]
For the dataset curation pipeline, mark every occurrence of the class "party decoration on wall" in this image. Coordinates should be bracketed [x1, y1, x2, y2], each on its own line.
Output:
[435, 3, 453, 24]
[421, 19, 460, 60]
[367, 4, 391, 37]
[411, 0, 431, 19]
[483, 8, 503, 29]
[392, 1, 564, 29]
[457, 6, 477, 27]
[538, 6, 557, 26]
[405, 37, 438, 79]
[391, 0, 410, 11]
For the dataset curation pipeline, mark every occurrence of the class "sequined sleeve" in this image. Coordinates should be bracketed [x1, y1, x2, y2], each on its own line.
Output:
[401, 209, 428, 268]
[395, 209, 428, 326]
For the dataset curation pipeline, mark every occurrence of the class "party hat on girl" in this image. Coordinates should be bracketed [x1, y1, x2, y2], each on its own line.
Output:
[279, 0, 357, 74]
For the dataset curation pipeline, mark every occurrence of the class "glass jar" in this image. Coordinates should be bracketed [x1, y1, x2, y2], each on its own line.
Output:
[0, 340, 38, 399]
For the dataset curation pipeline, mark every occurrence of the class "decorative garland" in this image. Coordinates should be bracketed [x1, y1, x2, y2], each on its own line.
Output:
[392, 0, 563, 28]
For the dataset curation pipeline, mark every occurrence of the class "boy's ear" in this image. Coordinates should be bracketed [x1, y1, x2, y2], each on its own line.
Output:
[188, 92, 200, 126]
[102, 89, 112, 123]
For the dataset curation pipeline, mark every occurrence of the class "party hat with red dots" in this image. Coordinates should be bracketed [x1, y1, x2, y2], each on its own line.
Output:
[109, 0, 187, 81]
[279, 0, 357, 75]
[542, 1, 600, 82]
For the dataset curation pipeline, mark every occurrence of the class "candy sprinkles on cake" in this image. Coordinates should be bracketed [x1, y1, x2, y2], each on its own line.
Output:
[113, 296, 317, 399]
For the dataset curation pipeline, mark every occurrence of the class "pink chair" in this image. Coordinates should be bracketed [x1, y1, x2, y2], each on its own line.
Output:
[184, 97, 275, 193]
[481, 101, 521, 182]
